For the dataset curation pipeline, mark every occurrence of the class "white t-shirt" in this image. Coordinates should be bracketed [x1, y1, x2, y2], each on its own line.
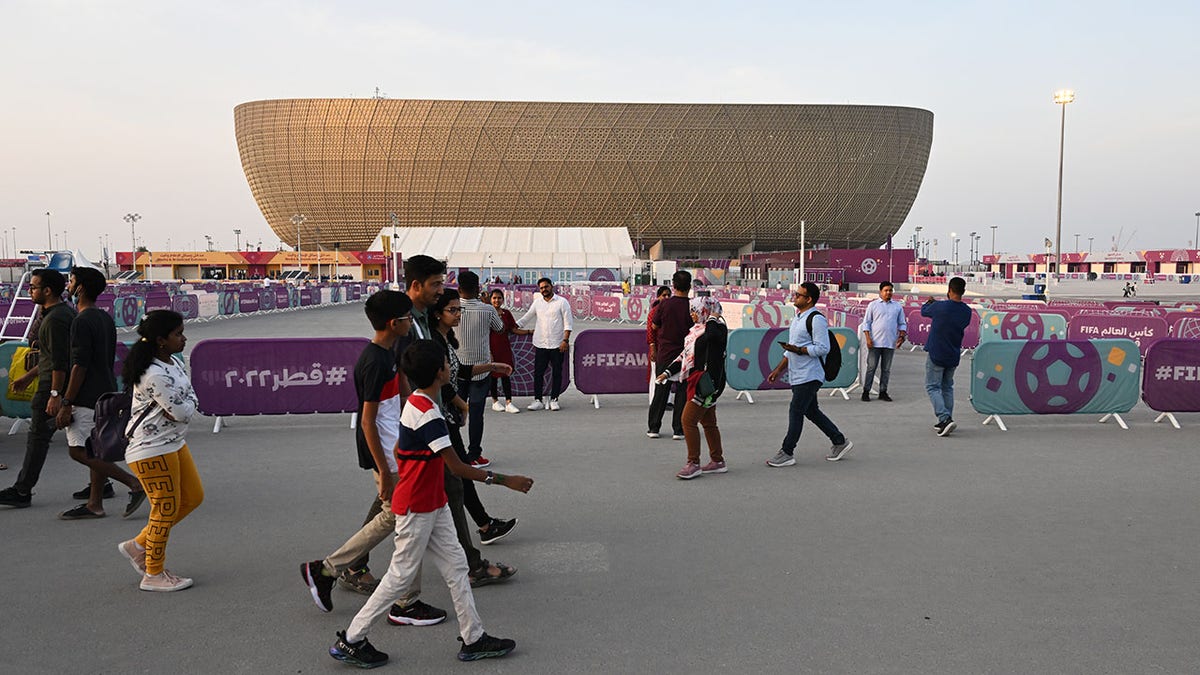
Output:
[125, 359, 198, 463]
[517, 294, 574, 349]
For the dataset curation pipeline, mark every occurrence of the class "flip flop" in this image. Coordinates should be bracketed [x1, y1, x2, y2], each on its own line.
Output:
[469, 560, 516, 587]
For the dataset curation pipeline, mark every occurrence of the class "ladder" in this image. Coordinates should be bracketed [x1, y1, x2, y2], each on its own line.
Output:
[1, 272, 41, 341]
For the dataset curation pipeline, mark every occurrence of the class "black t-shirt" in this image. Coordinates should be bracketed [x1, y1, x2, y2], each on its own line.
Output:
[69, 307, 118, 408]
[354, 343, 402, 471]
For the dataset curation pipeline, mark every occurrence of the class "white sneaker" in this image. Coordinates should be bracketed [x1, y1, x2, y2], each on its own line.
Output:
[527, 399, 545, 411]
[491, 401, 505, 412]
[549, 399, 561, 411]
[504, 402, 520, 414]
[671, 434, 684, 441]
[140, 569, 194, 592]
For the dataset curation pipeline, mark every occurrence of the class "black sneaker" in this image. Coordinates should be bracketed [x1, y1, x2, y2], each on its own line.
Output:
[479, 517, 518, 546]
[302, 560, 335, 612]
[330, 630, 388, 668]
[0, 486, 31, 508]
[387, 600, 447, 626]
[861, 392, 871, 402]
[878, 392, 893, 402]
[123, 491, 147, 519]
[457, 633, 516, 662]
[73, 481, 115, 500]
[936, 420, 957, 437]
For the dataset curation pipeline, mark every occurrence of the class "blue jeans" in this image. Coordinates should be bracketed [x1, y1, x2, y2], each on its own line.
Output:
[924, 358, 956, 423]
[457, 376, 491, 461]
[779, 381, 845, 456]
[863, 347, 895, 393]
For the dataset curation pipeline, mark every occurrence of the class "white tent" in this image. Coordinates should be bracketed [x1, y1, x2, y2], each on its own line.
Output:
[367, 227, 635, 270]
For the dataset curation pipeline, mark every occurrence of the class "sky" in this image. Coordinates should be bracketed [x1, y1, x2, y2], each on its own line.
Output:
[3, 0, 1198, 262]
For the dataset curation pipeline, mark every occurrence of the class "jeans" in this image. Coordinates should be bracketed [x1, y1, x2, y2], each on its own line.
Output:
[924, 358, 957, 423]
[458, 376, 490, 460]
[533, 347, 565, 400]
[15, 390, 58, 493]
[863, 347, 895, 393]
[779, 380, 845, 455]
[647, 373, 685, 436]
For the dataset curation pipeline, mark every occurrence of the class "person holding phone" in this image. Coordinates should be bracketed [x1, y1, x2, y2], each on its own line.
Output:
[765, 282, 852, 467]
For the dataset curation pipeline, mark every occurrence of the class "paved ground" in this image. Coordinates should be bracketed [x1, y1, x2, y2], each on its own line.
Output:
[2, 303, 1197, 674]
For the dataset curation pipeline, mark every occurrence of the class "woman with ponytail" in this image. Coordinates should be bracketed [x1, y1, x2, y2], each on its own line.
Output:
[117, 310, 203, 592]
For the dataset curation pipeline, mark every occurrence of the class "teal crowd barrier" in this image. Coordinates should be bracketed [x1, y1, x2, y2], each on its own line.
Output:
[970, 338, 1141, 431]
[725, 327, 860, 396]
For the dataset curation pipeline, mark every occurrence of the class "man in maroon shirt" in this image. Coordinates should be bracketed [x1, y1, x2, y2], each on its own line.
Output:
[647, 271, 693, 439]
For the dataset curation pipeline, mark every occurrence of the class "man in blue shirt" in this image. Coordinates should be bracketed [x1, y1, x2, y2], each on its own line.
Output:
[920, 277, 972, 436]
[860, 281, 907, 402]
[766, 282, 852, 467]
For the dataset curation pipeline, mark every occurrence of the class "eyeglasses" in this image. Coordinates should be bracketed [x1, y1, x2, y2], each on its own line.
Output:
[395, 315, 413, 322]
[444, 307, 463, 314]
[29, 284, 44, 290]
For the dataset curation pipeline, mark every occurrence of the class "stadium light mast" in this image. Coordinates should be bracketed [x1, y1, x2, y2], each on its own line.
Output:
[1053, 89, 1075, 281]
[124, 213, 141, 273]
[990, 225, 997, 257]
[45, 211, 52, 249]
[233, 228, 242, 251]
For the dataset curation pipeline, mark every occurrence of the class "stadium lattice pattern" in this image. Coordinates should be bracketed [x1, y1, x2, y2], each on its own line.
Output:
[234, 99, 934, 252]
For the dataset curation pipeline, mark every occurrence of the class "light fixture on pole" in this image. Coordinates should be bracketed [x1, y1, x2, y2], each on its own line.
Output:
[969, 231, 977, 266]
[1074, 233, 1081, 254]
[1088, 236, 1094, 253]
[990, 225, 997, 257]
[914, 226, 923, 258]
[1194, 212, 1199, 249]
[124, 213, 141, 273]
[291, 214, 306, 275]
[233, 229, 242, 251]
[388, 212, 399, 284]
[950, 232, 958, 267]
[1053, 89, 1076, 280]
[45, 211, 52, 249]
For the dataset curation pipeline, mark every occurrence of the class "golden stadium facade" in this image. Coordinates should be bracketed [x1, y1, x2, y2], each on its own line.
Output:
[234, 99, 933, 253]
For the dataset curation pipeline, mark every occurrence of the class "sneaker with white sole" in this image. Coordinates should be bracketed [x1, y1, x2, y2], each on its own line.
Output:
[504, 402, 520, 414]
[330, 631, 388, 668]
[470, 456, 492, 469]
[671, 434, 684, 441]
[676, 462, 702, 480]
[301, 560, 335, 612]
[766, 451, 796, 467]
[117, 539, 147, 576]
[548, 399, 561, 411]
[491, 400, 505, 412]
[826, 440, 854, 462]
[140, 569, 193, 592]
[937, 420, 957, 437]
[478, 517, 518, 545]
[387, 600, 448, 626]
[527, 399, 545, 411]
[700, 460, 727, 474]
[646, 431, 661, 439]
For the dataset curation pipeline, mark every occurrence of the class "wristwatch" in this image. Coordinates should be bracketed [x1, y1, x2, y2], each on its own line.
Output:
[61, 398, 72, 406]
[484, 470, 495, 485]
[49, 389, 60, 398]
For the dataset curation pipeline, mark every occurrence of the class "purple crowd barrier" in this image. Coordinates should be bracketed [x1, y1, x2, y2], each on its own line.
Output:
[590, 295, 622, 320]
[571, 329, 651, 395]
[191, 337, 368, 418]
[1170, 316, 1200, 339]
[1141, 339, 1200, 427]
[905, 309, 981, 349]
[1068, 314, 1168, 351]
[238, 291, 260, 313]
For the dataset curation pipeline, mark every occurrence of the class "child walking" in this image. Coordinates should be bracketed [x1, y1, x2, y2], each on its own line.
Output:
[330, 339, 534, 667]
[117, 310, 203, 592]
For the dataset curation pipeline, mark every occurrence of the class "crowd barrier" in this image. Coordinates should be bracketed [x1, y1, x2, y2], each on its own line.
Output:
[1140, 339, 1200, 428]
[977, 311, 1067, 343]
[725, 327, 860, 398]
[970, 339, 1141, 431]
[905, 309, 982, 351]
[1068, 314, 1168, 351]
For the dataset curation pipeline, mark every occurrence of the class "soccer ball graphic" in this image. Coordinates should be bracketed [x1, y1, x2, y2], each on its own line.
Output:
[1014, 340, 1102, 414]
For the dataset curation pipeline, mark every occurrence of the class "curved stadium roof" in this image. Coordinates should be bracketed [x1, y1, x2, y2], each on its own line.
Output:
[234, 99, 934, 253]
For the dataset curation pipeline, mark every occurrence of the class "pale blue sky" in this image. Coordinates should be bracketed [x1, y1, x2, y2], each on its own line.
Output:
[2, 0, 1197, 259]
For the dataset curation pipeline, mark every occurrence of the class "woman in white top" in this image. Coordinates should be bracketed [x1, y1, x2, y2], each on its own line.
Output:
[117, 310, 203, 592]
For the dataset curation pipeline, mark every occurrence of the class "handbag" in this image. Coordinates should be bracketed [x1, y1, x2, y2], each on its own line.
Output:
[688, 371, 719, 408]
[7, 348, 38, 402]
[85, 392, 158, 462]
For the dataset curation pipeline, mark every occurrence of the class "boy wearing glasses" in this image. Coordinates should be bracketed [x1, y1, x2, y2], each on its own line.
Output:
[301, 290, 449, 627]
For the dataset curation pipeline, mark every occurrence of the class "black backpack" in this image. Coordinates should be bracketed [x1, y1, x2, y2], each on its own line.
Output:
[805, 311, 843, 382]
[85, 391, 156, 462]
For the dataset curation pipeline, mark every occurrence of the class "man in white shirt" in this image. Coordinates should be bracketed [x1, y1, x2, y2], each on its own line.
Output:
[860, 281, 906, 402]
[514, 277, 573, 410]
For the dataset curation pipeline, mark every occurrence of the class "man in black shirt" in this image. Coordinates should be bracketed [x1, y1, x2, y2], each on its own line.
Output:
[647, 270, 693, 439]
[0, 269, 75, 509]
[57, 267, 147, 519]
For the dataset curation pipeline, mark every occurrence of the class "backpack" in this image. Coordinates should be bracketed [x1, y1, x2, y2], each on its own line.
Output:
[85, 391, 156, 462]
[805, 311, 843, 382]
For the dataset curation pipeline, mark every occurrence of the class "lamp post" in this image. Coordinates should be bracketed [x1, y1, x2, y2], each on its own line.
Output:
[990, 225, 997, 257]
[1194, 212, 1199, 249]
[914, 226, 923, 258]
[291, 214, 306, 275]
[45, 211, 52, 249]
[124, 213, 141, 274]
[1088, 236, 1094, 253]
[1053, 89, 1076, 280]
[204, 235, 213, 251]
[233, 228, 242, 251]
[388, 212, 399, 284]
[969, 231, 977, 267]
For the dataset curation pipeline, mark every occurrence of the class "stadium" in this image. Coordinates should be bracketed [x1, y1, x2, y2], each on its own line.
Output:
[234, 99, 934, 255]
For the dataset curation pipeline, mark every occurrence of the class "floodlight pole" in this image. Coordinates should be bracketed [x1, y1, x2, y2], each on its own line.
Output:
[1053, 89, 1076, 282]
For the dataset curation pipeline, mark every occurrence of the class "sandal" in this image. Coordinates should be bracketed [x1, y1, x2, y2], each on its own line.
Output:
[469, 559, 516, 587]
